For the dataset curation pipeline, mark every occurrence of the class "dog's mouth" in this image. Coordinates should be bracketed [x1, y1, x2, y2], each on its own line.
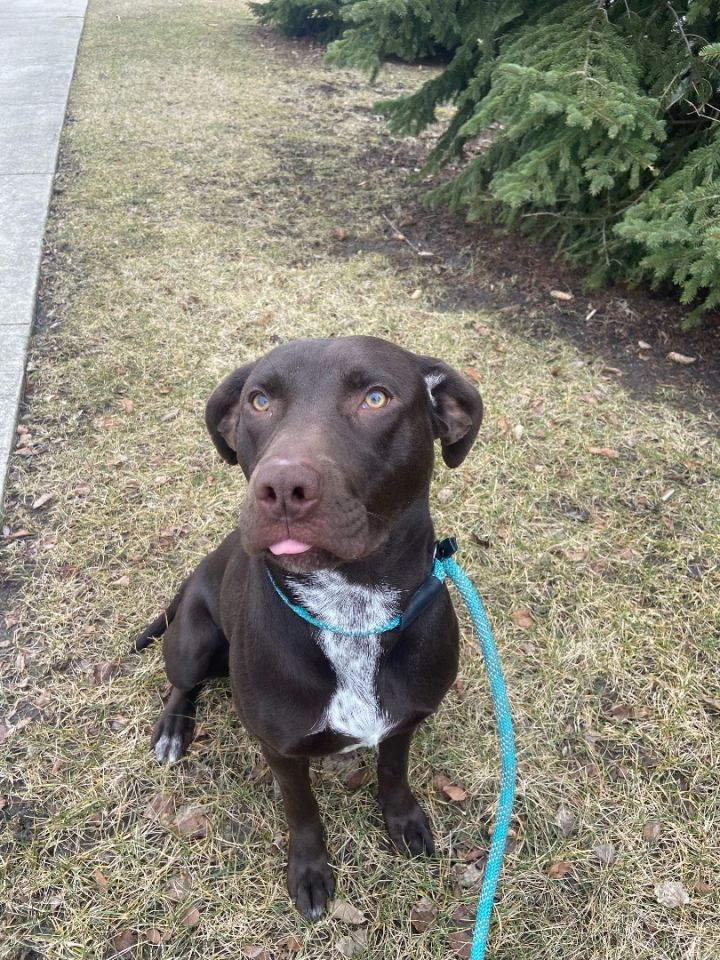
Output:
[259, 529, 388, 572]
[264, 542, 346, 573]
[240, 493, 390, 571]
[268, 539, 313, 557]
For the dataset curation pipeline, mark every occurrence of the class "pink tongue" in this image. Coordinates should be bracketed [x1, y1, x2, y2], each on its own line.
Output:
[269, 539, 313, 556]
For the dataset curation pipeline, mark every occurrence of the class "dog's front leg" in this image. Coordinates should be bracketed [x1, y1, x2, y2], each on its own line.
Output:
[262, 746, 334, 919]
[377, 728, 435, 856]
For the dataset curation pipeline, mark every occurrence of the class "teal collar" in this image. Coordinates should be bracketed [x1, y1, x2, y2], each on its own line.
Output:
[266, 538, 457, 638]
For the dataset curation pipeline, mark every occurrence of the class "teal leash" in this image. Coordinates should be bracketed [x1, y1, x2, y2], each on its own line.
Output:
[267, 542, 517, 959]
[434, 553, 517, 960]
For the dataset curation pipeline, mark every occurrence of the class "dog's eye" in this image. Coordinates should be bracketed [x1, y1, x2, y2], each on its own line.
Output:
[250, 391, 270, 412]
[362, 388, 390, 410]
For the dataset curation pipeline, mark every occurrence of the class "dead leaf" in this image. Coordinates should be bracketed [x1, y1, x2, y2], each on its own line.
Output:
[432, 772, 467, 802]
[107, 453, 128, 466]
[410, 288, 422, 300]
[147, 929, 165, 945]
[548, 860, 573, 879]
[92, 661, 121, 684]
[511, 609, 534, 629]
[449, 926, 472, 959]
[143, 791, 177, 823]
[454, 861, 484, 888]
[93, 867, 109, 889]
[461, 367, 482, 384]
[280, 935, 302, 952]
[655, 880, 690, 908]
[111, 575, 130, 588]
[32, 492, 54, 510]
[437, 486, 454, 504]
[497, 414, 510, 436]
[181, 906, 201, 927]
[164, 871, 194, 902]
[550, 290, 574, 301]
[336, 930, 367, 957]
[120, 399, 134, 414]
[463, 846, 485, 863]
[594, 842, 616, 866]
[442, 782, 468, 803]
[111, 930, 138, 953]
[330, 900, 366, 925]
[172, 805, 209, 840]
[74, 483, 91, 497]
[701, 695, 720, 713]
[666, 352, 696, 365]
[511, 423, 524, 442]
[241, 946, 269, 959]
[343, 768, 371, 791]
[690, 877, 713, 895]
[330, 227, 348, 241]
[161, 408, 180, 422]
[587, 446, 619, 458]
[154, 474, 173, 485]
[410, 896, 438, 932]
[554, 806, 575, 837]
[638, 340, 652, 350]
[642, 821, 662, 842]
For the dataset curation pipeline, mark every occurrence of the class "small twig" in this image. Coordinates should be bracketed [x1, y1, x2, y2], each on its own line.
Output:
[381, 212, 434, 258]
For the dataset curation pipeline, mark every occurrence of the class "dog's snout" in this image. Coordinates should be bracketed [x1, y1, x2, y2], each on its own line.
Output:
[254, 460, 321, 520]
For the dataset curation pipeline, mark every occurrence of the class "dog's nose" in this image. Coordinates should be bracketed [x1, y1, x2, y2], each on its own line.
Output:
[253, 459, 321, 521]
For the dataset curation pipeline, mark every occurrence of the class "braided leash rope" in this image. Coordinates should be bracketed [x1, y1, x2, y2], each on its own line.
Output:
[435, 555, 517, 960]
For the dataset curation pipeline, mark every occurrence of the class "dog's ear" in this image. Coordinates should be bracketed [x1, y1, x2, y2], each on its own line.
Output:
[418, 357, 483, 468]
[205, 362, 255, 464]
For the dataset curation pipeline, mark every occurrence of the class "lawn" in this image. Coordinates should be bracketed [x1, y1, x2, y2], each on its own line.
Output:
[1, 1, 718, 958]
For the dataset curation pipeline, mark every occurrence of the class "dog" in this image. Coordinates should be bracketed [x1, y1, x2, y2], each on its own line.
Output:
[136, 335, 482, 918]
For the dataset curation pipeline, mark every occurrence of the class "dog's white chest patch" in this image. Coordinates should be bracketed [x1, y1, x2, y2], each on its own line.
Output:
[286, 572, 400, 749]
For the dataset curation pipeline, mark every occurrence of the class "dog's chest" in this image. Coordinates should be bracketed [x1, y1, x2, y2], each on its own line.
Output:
[286, 572, 400, 750]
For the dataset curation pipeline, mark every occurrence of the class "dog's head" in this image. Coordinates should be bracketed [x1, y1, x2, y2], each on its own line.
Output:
[205, 336, 482, 571]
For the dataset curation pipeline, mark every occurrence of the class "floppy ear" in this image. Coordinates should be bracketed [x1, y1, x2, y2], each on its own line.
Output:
[205, 362, 255, 464]
[418, 357, 483, 468]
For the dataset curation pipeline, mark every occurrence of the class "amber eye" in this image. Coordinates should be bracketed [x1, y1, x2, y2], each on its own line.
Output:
[250, 391, 270, 412]
[363, 388, 390, 410]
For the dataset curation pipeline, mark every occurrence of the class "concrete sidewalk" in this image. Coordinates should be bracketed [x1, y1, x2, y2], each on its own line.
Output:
[0, 0, 87, 509]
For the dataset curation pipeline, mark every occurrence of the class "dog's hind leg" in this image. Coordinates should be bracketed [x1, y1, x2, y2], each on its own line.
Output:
[151, 594, 228, 765]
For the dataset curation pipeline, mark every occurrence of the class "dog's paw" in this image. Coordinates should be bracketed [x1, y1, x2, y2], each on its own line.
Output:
[381, 798, 435, 857]
[288, 855, 335, 920]
[151, 712, 194, 765]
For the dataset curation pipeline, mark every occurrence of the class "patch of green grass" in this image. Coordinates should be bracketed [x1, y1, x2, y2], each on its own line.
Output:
[1, 1, 719, 958]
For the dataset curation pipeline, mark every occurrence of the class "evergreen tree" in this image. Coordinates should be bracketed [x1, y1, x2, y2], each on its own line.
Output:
[249, 0, 344, 41]
[252, 0, 720, 323]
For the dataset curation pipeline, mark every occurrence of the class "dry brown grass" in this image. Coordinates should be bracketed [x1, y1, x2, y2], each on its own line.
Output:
[1, 1, 719, 958]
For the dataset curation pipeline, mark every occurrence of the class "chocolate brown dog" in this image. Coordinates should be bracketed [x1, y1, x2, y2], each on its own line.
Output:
[136, 335, 482, 918]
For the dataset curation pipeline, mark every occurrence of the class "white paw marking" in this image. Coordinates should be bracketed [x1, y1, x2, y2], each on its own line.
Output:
[286, 571, 400, 748]
[154, 733, 184, 765]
